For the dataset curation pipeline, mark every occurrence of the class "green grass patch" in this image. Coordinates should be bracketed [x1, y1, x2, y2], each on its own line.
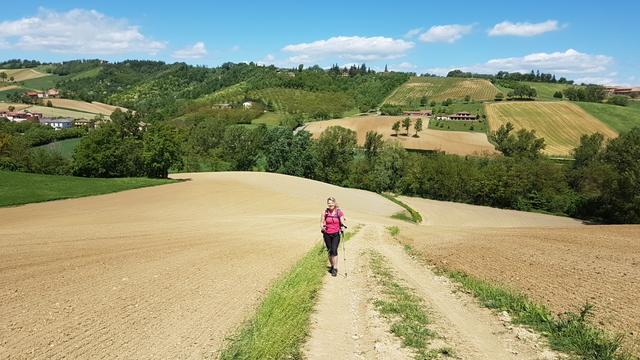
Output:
[381, 193, 422, 223]
[428, 119, 488, 133]
[219, 227, 360, 359]
[386, 226, 400, 237]
[21, 75, 61, 90]
[369, 250, 445, 359]
[400, 242, 634, 360]
[36, 138, 81, 159]
[252, 111, 285, 126]
[576, 101, 640, 134]
[0, 170, 176, 207]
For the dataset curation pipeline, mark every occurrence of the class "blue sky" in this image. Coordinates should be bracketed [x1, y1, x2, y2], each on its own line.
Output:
[1, 0, 639, 85]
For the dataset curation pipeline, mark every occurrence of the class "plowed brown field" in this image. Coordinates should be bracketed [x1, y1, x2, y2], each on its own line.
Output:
[397, 196, 640, 355]
[304, 116, 496, 156]
[0, 172, 401, 359]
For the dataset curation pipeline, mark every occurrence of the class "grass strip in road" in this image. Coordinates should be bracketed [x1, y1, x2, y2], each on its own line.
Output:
[0, 170, 176, 207]
[219, 228, 359, 360]
[397, 236, 634, 360]
[381, 193, 423, 223]
[369, 250, 452, 359]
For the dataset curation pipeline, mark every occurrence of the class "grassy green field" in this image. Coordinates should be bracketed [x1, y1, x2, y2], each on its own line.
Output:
[252, 111, 285, 126]
[429, 119, 488, 132]
[576, 101, 640, 134]
[521, 82, 571, 100]
[0, 171, 176, 207]
[385, 77, 500, 105]
[21, 75, 61, 90]
[37, 138, 81, 159]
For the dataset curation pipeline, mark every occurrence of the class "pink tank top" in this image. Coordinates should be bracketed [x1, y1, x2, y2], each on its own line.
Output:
[324, 209, 343, 234]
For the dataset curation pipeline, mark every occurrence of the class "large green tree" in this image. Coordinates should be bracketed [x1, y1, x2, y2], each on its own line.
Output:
[313, 126, 356, 185]
[143, 124, 182, 178]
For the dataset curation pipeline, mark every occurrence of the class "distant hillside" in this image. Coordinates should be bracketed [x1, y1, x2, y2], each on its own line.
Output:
[54, 61, 409, 120]
[385, 77, 500, 105]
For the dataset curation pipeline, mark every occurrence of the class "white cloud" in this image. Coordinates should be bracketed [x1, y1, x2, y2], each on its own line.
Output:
[489, 20, 560, 37]
[172, 42, 207, 59]
[282, 36, 414, 63]
[573, 76, 616, 85]
[392, 62, 417, 71]
[433, 49, 615, 84]
[404, 28, 423, 39]
[419, 24, 472, 43]
[0, 8, 165, 55]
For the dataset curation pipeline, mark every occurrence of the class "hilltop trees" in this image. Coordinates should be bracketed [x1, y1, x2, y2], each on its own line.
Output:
[563, 85, 606, 103]
[507, 84, 537, 100]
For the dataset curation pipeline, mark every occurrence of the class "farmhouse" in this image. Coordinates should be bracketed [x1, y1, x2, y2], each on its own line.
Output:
[46, 88, 60, 98]
[0, 111, 42, 122]
[73, 119, 94, 128]
[604, 86, 640, 97]
[40, 117, 73, 129]
[436, 112, 479, 121]
[402, 109, 432, 116]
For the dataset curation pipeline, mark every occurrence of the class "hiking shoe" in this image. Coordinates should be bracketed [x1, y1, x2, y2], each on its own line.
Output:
[328, 266, 333, 274]
[331, 268, 338, 277]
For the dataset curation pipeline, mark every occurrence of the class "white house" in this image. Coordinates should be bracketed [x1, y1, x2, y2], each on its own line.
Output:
[40, 118, 73, 129]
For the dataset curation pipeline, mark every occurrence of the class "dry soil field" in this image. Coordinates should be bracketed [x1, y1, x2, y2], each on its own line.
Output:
[0, 68, 49, 82]
[397, 196, 640, 354]
[46, 99, 128, 116]
[0, 172, 402, 359]
[486, 101, 619, 156]
[304, 115, 497, 156]
[385, 77, 500, 104]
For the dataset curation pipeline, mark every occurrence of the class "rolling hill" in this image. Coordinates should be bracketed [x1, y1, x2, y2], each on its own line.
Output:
[485, 101, 618, 156]
[385, 77, 500, 105]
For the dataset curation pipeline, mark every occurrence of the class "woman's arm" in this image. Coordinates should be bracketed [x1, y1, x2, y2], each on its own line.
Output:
[320, 212, 326, 232]
[339, 213, 347, 229]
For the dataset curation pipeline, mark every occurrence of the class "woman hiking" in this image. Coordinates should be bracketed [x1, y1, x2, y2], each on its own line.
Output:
[321, 197, 347, 277]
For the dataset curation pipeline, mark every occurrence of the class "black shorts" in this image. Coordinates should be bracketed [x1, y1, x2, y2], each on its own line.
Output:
[323, 232, 341, 256]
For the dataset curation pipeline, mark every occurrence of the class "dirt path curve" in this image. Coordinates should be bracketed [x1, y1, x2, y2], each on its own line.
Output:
[306, 223, 561, 360]
[303, 226, 412, 359]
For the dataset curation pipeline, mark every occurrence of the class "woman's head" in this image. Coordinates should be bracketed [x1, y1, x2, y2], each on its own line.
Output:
[327, 197, 337, 209]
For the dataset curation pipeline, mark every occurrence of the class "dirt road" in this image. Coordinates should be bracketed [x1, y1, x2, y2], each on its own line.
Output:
[304, 224, 561, 359]
[0, 172, 401, 359]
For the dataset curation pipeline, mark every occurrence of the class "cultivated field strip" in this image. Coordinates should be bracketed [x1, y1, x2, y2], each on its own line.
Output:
[485, 101, 618, 156]
[0, 172, 402, 359]
[385, 77, 500, 104]
[0, 68, 49, 82]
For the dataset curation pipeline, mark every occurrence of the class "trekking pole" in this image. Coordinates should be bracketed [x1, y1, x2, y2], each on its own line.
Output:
[341, 226, 347, 277]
